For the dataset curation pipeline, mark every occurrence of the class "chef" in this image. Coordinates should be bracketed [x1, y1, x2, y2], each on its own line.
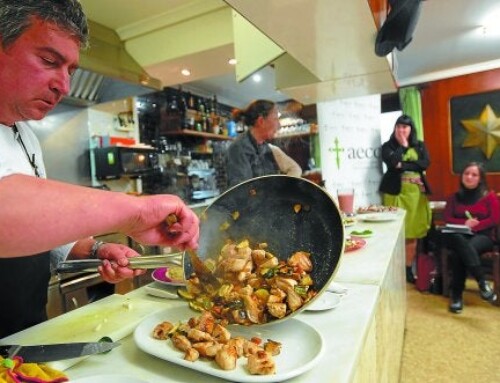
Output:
[0, 0, 199, 338]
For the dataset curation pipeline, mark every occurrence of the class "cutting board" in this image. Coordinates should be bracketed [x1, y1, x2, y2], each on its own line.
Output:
[0, 294, 165, 371]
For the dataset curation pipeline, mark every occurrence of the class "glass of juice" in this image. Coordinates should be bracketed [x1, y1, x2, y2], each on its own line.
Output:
[337, 188, 355, 216]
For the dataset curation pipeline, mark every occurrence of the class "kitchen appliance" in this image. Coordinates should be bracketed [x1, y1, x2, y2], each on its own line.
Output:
[94, 146, 158, 180]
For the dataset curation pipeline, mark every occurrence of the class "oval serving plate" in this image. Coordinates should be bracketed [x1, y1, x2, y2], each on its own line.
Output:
[151, 267, 185, 286]
[359, 213, 397, 222]
[134, 306, 325, 383]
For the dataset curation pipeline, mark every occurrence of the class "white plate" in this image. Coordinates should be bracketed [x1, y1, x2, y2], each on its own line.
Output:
[359, 213, 397, 222]
[306, 292, 341, 311]
[151, 267, 185, 286]
[134, 306, 324, 383]
[70, 375, 148, 383]
[343, 220, 356, 227]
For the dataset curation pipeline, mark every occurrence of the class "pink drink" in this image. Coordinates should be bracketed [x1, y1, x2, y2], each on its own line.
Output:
[337, 191, 354, 214]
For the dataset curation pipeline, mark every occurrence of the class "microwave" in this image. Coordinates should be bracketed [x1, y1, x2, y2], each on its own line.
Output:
[94, 146, 158, 180]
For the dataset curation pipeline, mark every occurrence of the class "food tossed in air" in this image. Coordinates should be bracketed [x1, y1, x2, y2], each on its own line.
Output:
[177, 240, 317, 325]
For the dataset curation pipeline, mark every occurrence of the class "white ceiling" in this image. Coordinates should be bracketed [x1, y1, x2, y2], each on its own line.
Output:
[78, 0, 500, 107]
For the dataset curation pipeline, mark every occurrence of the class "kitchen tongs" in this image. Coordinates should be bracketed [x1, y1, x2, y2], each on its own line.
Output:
[56, 253, 184, 273]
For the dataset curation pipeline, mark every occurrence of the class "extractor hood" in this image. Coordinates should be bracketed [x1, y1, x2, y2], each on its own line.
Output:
[63, 68, 157, 107]
[62, 20, 162, 107]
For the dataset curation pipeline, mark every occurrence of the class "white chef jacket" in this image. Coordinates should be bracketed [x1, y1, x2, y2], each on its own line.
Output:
[0, 122, 74, 269]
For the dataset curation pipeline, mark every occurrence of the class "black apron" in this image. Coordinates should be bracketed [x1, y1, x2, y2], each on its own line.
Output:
[0, 251, 51, 338]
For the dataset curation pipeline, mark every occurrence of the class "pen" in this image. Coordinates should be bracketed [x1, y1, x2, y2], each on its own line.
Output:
[465, 210, 473, 219]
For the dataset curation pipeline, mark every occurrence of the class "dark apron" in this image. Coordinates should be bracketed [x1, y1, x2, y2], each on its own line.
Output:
[0, 251, 51, 338]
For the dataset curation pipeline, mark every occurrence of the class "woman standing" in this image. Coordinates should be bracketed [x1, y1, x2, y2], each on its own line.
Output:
[379, 115, 432, 283]
[443, 162, 499, 313]
[226, 99, 301, 187]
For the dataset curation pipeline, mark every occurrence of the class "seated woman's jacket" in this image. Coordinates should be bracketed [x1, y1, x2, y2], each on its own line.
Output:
[443, 191, 500, 238]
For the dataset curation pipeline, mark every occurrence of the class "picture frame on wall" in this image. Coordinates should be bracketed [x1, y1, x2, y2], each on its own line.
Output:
[450, 90, 500, 174]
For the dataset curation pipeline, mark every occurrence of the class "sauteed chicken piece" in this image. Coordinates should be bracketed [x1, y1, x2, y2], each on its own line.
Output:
[151, 311, 281, 374]
[179, 239, 317, 325]
[247, 350, 276, 375]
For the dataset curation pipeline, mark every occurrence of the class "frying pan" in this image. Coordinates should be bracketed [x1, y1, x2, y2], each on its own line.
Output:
[184, 175, 345, 322]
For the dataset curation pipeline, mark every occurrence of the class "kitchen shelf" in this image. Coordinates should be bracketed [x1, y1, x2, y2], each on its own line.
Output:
[163, 129, 234, 141]
[274, 131, 318, 139]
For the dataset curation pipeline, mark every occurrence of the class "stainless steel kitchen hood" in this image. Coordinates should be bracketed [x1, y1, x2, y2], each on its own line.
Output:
[63, 68, 157, 107]
[62, 20, 162, 107]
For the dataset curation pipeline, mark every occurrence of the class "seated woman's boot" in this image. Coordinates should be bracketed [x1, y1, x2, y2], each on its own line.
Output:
[478, 280, 497, 303]
[406, 266, 416, 284]
[449, 293, 463, 314]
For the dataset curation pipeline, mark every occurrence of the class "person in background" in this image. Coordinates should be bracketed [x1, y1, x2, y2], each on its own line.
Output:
[226, 99, 301, 187]
[379, 114, 432, 283]
[442, 162, 499, 313]
[0, 0, 199, 337]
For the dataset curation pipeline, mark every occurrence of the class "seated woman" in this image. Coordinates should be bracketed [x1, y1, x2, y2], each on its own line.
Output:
[443, 162, 499, 313]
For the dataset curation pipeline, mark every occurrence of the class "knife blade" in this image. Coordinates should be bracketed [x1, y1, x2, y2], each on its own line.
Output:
[0, 341, 120, 363]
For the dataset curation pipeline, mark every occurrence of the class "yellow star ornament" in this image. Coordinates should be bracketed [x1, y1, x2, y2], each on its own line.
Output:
[461, 104, 500, 159]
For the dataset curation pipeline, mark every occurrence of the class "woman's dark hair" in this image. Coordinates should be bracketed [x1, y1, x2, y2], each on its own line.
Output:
[457, 161, 488, 202]
[232, 99, 276, 127]
[390, 114, 418, 146]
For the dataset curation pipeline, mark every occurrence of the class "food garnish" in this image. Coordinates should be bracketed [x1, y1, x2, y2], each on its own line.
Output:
[177, 240, 317, 325]
[152, 311, 281, 374]
[350, 229, 373, 236]
[357, 205, 398, 214]
[166, 265, 184, 282]
[344, 237, 365, 252]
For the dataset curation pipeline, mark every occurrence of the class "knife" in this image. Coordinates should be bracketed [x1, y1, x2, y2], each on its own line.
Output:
[0, 341, 120, 363]
[56, 253, 183, 273]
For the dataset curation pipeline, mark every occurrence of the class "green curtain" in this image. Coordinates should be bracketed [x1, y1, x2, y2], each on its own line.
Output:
[399, 86, 424, 141]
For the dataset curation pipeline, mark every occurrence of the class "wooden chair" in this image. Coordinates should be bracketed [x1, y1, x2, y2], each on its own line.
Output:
[440, 227, 500, 307]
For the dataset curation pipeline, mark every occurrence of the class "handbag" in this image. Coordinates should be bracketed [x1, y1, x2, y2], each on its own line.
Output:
[416, 252, 438, 293]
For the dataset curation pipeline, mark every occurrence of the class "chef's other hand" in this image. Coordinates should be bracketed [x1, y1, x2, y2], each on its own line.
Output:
[125, 194, 200, 250]
[96, 243, 145, 284]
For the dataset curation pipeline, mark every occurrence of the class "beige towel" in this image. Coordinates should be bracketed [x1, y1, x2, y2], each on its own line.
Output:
[269, 144, 302, 177]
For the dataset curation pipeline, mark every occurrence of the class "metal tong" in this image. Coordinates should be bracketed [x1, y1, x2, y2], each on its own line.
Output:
[56, 252, 184, 273]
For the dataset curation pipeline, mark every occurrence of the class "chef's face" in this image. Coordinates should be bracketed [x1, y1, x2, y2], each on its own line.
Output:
[0, 18, 80, 126]
[261, 106, 280, 140]
[462, 165, 481, 190]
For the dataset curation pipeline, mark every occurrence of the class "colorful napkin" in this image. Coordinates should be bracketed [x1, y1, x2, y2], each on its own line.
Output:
[0, 356, 68, 383]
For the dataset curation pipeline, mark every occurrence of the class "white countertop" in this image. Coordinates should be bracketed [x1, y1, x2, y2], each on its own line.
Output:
[3, 210, 406, 383]
[334, 210, 405, 286]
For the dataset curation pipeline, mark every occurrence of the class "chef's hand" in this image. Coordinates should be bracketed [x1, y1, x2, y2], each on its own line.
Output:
[124, 194, 200, 250]
[96, 243, 145, 284]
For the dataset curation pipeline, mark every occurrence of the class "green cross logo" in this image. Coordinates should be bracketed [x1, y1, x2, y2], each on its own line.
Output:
[328, 137, 344, 169]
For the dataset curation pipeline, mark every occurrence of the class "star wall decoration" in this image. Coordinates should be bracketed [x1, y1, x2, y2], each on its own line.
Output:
[461, 104, 500, 159]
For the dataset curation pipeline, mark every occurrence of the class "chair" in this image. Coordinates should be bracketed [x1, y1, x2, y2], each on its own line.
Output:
[440, 227, 500, 307]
